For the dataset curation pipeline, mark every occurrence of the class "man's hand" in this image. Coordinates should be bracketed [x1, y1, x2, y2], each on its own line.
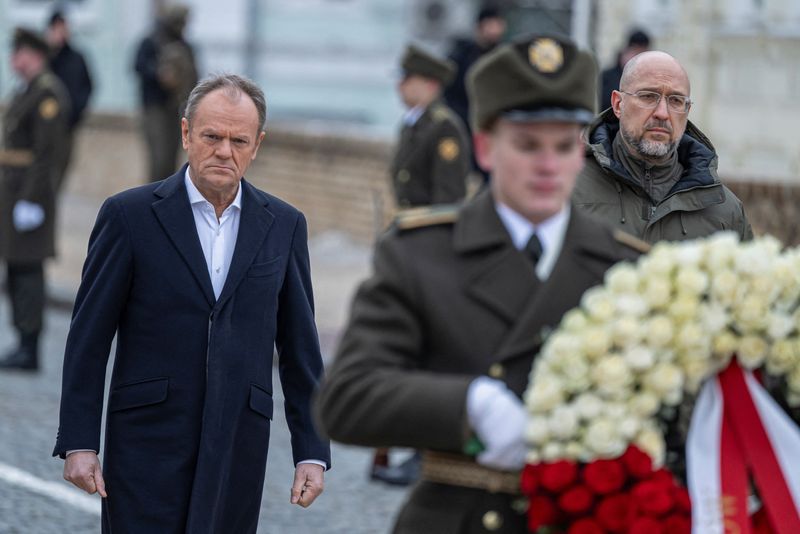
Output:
[467, 376, 527, 470]
[290, 463, 324, 508]
[63, 451, 107, 498]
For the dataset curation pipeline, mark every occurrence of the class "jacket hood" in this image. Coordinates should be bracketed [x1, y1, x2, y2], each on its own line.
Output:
[585, 108, 720, 196]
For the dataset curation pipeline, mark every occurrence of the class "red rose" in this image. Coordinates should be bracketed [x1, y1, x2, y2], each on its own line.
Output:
[672, 486, 691, 514]
[663, 514, 692, 534]
[567, 517, 604, 534]
[595, 494, 632, 533]
[521, 463, 540, 495]
[558, 485, 594, 515]
[528, 495, 559, 532]
[540, 460, 578, 493]
[649, 468, 676, 488]
[632, 480, 675, 516]
[630, 517, 664, 534]
[583, 458, 626, 494]
[621, 445, 653, 479]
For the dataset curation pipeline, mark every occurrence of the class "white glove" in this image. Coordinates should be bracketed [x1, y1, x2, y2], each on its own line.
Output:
[13, 200, 45, 232]
[466, 376, 527, 470]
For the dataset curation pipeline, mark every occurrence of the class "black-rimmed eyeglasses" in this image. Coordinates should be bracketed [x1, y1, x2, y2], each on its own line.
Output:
[619, 90, 692, 114]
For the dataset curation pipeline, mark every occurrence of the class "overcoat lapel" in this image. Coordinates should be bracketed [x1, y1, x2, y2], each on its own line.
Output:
[214, 179, 274, 311]
[151, 170, 216, 307]
[454, 190, 539, 324]
[492, 208, 624, 362]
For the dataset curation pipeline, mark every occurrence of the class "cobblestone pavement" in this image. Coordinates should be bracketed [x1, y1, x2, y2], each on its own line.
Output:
[0, 193, 412, 533]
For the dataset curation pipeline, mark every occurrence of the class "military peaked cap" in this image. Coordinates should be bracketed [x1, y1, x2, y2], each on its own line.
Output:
[466, 33, 597, 130]
[12, 27, 49, 55]
[400, 44, 456, 85]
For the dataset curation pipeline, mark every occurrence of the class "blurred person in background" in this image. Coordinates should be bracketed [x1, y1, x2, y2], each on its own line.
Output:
[575, 50, 752, 244]
[390, 44, 470, 210]
[134, 3, 198, 183]
[598, 29, 650, 112]
[443, 4, 506, 183]
[0, 28, 69, 371]
[46, 9, 93, 190]
[316, 34, 647, 533]
[54, 74, 330, 532]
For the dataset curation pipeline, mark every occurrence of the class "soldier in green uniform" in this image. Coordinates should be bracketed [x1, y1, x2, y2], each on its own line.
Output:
[316, 34, 650, 533]
[0, 28, 69, 370]
[391, 45, 471, 209]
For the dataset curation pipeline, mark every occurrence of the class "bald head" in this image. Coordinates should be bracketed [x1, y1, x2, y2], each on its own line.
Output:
[619, 51, 690, 96]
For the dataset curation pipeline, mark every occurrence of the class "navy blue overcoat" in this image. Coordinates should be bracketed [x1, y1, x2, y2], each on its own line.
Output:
[54, 167, 331, 533]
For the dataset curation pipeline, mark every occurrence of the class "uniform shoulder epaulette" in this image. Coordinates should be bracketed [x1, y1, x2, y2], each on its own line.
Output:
[395, 205, 460, 231]
[430, 104, 454, 124]
[613, 229, 651, 254]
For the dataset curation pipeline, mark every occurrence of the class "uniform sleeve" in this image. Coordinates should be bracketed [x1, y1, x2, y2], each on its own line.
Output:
[429, 119, 470, 204]
[275, 213, 332, 469]
[19, 88, 67, 203]
[737, 200, 754, 242]
[53, 197, 134, 458]
[315, 233, 473, 453]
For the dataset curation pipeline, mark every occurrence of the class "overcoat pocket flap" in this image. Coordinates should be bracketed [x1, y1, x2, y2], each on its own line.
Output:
[109, 377, 169, 413]
[249, 384, 274, 419]
[247, 257, 282, 278]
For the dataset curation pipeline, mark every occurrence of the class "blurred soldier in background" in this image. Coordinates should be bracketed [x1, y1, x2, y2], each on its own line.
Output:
[134, 3, 198, 182]
[317, 34, 646, 533]
[46, 9, 93, 189]
[391, 45, 470, 210]
[0, 28, 69, 371]
[443, 4, 506, 183]
[598, 29, 650, 111]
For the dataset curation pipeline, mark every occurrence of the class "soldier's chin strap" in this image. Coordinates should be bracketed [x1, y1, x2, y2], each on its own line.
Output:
[687, 360, 800, 534]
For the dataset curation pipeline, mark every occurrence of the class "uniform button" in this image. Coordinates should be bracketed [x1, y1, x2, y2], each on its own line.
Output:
[397, 169, 410, 183]
[482, 510, 503, 531]
[488, 363, 504, 379]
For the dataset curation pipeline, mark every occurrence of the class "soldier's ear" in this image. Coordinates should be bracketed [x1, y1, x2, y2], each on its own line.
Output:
[473, 130, 494, 173]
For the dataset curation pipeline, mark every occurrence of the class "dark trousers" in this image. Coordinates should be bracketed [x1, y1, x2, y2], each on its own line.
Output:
[142, 104, 182, 183]
[6, 261, 44, 337]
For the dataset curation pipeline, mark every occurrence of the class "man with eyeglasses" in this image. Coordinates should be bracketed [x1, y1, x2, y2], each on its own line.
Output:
[574, 50, 751, 242]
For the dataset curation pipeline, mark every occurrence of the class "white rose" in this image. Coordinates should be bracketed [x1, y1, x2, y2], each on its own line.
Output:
[734, 295, 770, 332]
[582, 288, 616, 322]
[700, 303, 730, 335]
[604, 401, 627, 420]
[704, 232, 739, 271]
[623, 345, 656, 371]
[618, 415, 641, 439]
[738, 335, 768, 369]
[562, 309, 589, 333]
[667, 295, 699, 324]
[767, 312, 795, 341]
[582, 326, 613, 359]
[549, 405, 579, 440]
[555, 353, 592, 393]
[788, 363, 800, 391]
[662, 388, 684, 406]
[711, 270, 741, 306]
[543, 332, 583, 362]
[643, 277, 673, 309]
[585, 418, 627, 458]
[525, 416, 551, 446]
[592, 356, 633, 397]
[564, 441, 584, 460]
[646, 315, 674, 348]
[606, 263, 640, 293]
[713, 330, 739, 359]
[674, 241, 704, 267]
[526, 450, 542, 465]
[683, 358, 713, 393]
[612, 316, 642, 347]
[676, 266, 709, 296]
[524, 378, 565, 413]
[676, 323, 711, 355]
[615, 294, 650, 317]
[635, 426, 666, 467]
[629, 391, 660, 418]
[766, 339, 798, 375]
[644, 362, 684, 396]
[639, 246, 676, 277]
[573, 393, 604, 420]
[541, 441, 565, 462]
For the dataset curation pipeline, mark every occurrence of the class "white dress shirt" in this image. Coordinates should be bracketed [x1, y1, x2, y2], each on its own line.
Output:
[402, 105, 425, 127]
[494, 201, 570, 281]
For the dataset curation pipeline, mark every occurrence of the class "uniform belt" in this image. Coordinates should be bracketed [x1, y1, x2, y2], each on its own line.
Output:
[421, 451, 521, 495]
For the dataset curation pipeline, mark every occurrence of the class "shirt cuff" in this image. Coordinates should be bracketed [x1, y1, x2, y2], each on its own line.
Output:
[65, 449, 97, 456]
[297, 459, 327, 470]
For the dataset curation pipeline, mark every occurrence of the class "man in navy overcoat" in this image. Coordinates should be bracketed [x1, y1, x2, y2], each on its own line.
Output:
[53, 74, 331, 533]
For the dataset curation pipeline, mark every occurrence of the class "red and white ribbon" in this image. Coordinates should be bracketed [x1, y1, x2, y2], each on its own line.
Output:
[687, 361, 800, 534]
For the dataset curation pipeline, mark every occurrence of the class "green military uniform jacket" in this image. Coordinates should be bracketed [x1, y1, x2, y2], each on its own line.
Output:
[390, 100, 470, 208]
[316, 190, 644, 534]
[573, 109, 752, 243]
[0, 71, 69, 262]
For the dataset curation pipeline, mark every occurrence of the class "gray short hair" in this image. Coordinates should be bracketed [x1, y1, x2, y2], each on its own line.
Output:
[184, 73, 267, 132]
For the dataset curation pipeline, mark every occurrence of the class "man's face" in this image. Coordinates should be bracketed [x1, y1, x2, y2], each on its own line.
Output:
[478, 18, 506, 47]
[46, 21, 68, 48]
[181, 88, 265, 195]
[475, 120, 585, 224]
[397, 75, 436, 109]
[10, 47, 41, 81]
[612, 56, 690, 159]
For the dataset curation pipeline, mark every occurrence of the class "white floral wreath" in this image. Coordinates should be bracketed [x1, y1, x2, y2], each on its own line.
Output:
[523, 232, 800, 467]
